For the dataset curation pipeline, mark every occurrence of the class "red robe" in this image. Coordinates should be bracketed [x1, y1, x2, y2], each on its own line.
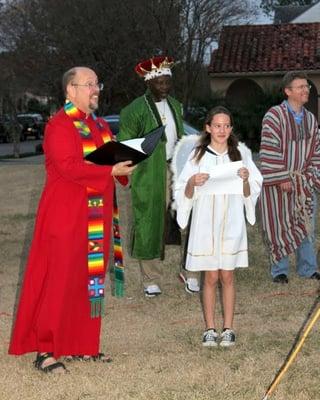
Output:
[9, 108, 116, 358]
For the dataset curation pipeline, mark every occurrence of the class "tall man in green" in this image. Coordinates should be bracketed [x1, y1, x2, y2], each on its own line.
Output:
[118, 56, 200, 297]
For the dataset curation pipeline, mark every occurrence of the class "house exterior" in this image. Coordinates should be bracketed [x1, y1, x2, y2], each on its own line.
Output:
[209, 3, 320, 121]
[274, 1, 320, 23]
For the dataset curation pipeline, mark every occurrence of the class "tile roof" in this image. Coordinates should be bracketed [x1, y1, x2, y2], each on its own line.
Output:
[209, 23, 320, 74]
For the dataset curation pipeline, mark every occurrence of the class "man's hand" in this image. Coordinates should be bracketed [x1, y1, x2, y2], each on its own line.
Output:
[111, 160, 136, 176]
[279, 181, 292, 192]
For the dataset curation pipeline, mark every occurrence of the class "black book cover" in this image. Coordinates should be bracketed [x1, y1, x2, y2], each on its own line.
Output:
[85, 125, 165, 165]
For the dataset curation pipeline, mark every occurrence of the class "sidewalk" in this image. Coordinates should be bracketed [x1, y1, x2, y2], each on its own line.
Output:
[0, 154, 44, 165]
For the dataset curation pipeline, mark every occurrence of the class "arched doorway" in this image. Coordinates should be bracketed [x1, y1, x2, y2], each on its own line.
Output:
[306, 81, 318, 120]
[225, 78, 264, 151]
[226, 78, 264, 107]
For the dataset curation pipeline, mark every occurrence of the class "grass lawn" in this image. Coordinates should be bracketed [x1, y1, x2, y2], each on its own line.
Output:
[0, 161, 319, 400]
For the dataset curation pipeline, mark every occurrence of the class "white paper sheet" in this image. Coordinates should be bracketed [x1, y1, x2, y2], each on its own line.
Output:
[121, 138, 146, 154]
[196, 160, 244, 196]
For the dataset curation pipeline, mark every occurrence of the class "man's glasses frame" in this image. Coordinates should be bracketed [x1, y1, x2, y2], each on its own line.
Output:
[71, 83, 104, 91]
[287, 84, 312, 91]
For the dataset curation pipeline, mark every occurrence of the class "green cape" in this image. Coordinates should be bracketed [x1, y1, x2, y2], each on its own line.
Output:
[118, 90, 184, 259]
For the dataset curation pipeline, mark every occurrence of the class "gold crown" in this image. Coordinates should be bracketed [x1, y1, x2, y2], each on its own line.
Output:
[135, 56, 174, 79]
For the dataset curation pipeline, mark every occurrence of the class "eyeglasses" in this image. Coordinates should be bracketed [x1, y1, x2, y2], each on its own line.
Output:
[287, 84, 311, 91]
[71, 82, 104, 91]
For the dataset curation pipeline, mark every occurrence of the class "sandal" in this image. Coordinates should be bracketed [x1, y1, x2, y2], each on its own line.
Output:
[88, 353, 112, 363]
[34, 352, 68, 373]
[65, 352, 112, 363]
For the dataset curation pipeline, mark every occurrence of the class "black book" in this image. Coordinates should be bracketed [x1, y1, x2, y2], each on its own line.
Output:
[85, 125, 165, 165]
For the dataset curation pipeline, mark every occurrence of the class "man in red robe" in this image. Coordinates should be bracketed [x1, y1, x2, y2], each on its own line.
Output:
[9, 67, 135, 373]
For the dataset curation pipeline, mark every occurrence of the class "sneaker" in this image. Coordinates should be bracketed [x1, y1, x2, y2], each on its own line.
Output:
[186, 278, 200, 294]
[202, 329, 218, 347]
[179, 273, 200, 294]
[310, 272, 320, 280]
[219, 329, 236, 347]
[272, 274, 288, 284]
[143, 284, 162, 298]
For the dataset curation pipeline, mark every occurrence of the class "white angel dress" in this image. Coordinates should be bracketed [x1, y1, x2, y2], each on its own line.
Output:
[173, 140, 263, 271]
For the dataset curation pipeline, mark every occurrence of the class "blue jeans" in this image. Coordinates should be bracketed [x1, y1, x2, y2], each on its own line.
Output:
[271, 194, 317, 278]
[271, 236, 317, 278]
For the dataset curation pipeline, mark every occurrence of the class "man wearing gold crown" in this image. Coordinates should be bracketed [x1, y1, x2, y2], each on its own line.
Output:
[118, 56, 200, 297]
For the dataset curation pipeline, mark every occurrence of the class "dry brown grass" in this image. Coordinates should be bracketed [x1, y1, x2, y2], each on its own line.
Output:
[1, 159, 320, 400]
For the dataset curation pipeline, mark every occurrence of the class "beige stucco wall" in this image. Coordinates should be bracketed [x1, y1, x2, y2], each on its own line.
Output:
[210, 75, 282, 94]
[210, 73, 320, 119]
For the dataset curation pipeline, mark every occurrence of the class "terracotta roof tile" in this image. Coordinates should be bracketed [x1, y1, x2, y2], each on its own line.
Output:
[209, 23, 320, 74]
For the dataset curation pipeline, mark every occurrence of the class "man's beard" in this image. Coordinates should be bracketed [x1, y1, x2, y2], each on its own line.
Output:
[89, 99, 99, 111]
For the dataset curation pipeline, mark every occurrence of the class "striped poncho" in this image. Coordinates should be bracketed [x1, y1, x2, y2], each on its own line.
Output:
[259, 101, 320, 262]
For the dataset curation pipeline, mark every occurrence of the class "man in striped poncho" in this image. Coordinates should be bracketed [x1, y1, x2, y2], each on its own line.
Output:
[260, 71, 320, 284]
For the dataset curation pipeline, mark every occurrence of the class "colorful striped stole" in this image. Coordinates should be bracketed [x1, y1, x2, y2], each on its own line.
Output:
[64, 101, 125, 318]
[111, 194, 125, 297]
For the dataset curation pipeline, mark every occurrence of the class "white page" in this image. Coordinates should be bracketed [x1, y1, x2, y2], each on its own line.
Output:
[196, 160, 243, 196]
[120, 138, 146, 154]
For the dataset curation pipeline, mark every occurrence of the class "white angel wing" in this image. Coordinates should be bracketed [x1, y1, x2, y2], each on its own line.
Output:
[171, 134, 200, 210]
[171, 134, 200, 180]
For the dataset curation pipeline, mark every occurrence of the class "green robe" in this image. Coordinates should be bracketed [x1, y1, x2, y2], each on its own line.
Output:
[118, 90, 184, 259]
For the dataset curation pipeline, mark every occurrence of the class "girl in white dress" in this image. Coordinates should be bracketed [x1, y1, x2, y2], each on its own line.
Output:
[174, 106, 262, 347]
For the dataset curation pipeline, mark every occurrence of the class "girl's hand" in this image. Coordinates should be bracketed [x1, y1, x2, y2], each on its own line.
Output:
[238, 167, 249, 182]
[190, 173, 209, 187]
[185, 173, 209, 199]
